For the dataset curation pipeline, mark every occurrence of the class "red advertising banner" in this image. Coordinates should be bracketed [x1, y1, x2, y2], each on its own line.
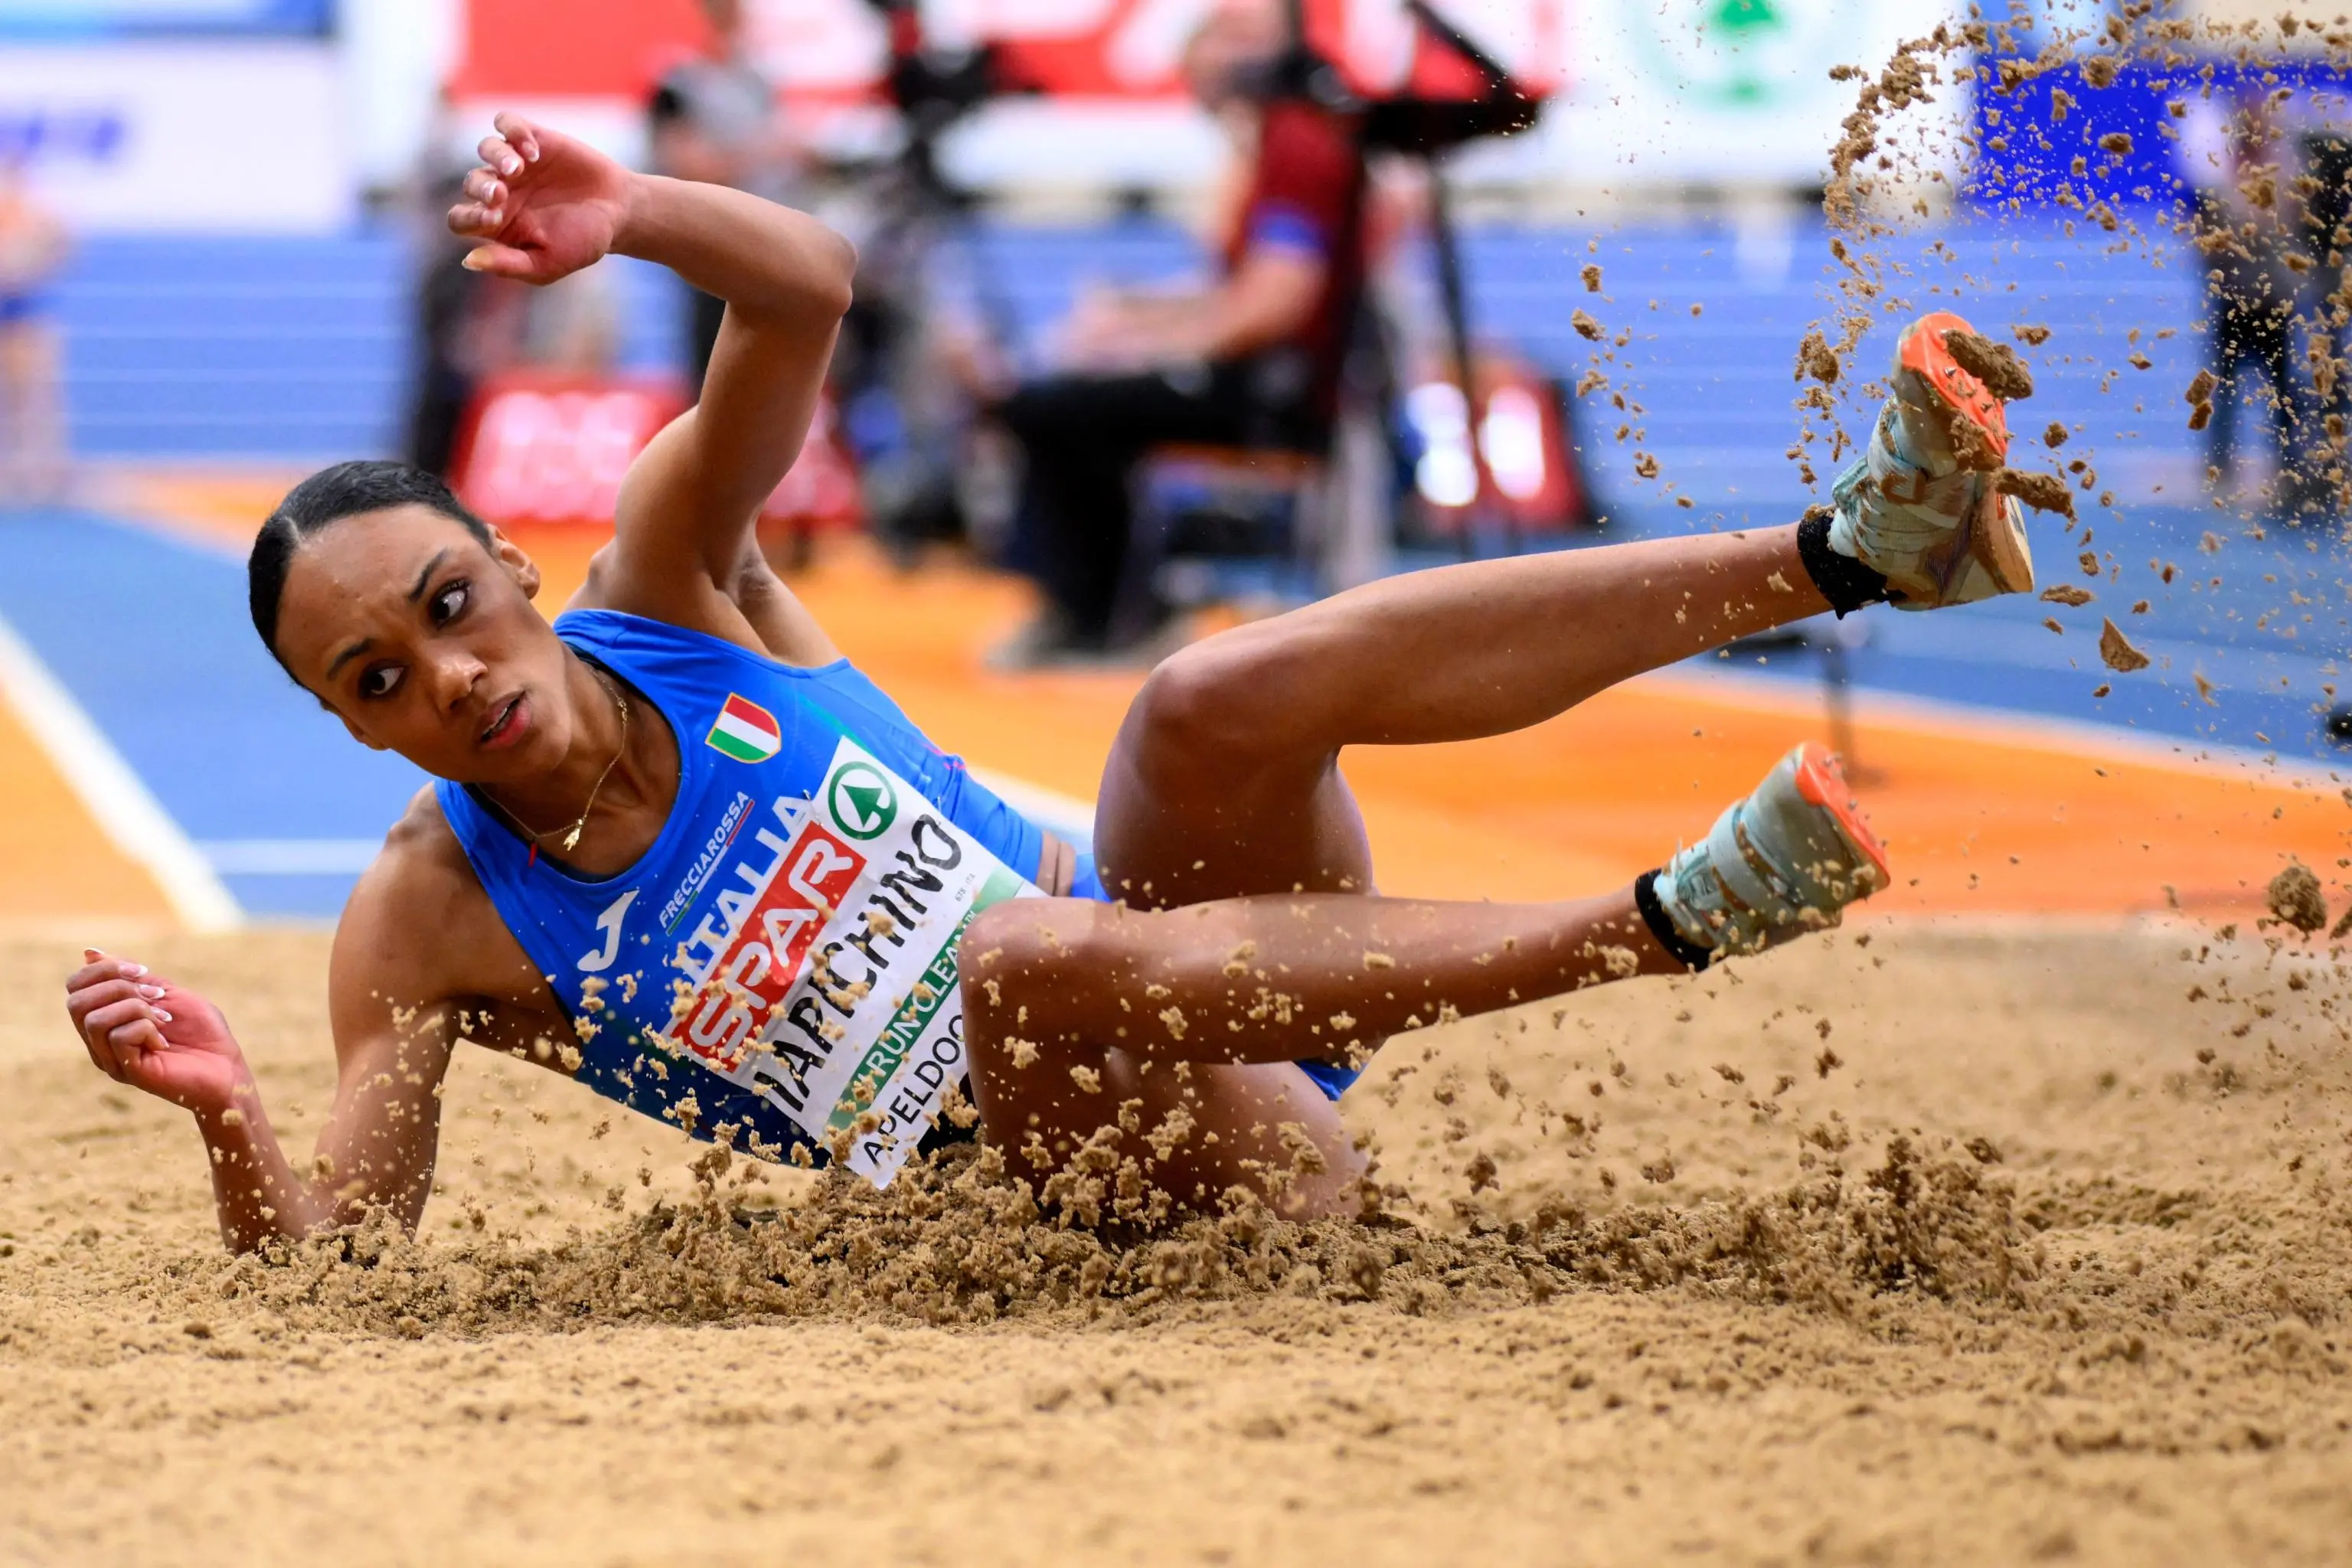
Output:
[449, 371, 861, 534]
[448, 0, 717, 99]
[449, 0, 1568, 106]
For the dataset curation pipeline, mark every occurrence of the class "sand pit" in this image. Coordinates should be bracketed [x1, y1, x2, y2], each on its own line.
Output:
[5, 921, 2352, 1565]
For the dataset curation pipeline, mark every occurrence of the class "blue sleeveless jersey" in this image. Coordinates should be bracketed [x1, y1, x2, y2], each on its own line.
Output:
[435, 609, 1361, 1174]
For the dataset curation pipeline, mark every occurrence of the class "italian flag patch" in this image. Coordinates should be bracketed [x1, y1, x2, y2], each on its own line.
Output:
[706, 694, 782, 764]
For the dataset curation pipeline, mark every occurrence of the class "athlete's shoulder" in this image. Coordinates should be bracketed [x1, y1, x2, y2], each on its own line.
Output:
[340, 788, 538, 999]
[563, 537, 775, 659]
[372, 785, 475, 890]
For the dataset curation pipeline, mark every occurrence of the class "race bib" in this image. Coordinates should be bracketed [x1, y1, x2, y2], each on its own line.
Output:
[659, 738, 1037, 1185]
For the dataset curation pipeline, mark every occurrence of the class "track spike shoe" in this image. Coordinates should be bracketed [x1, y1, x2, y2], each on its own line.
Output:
[1828, 310, 2037, 610]
[1651, 743, 1891, 959]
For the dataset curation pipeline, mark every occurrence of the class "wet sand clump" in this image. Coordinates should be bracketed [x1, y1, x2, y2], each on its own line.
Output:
[1796, 328, 1841, 385]
[1998, 467, 2076, 516]
[2099, 617, 2151, 673]
[1944, 329, 2036, 401]
[2267, 863, 2328, 935]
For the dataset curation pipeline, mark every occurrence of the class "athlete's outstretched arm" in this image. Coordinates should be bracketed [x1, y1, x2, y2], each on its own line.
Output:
[447, 110, 855, 660]
[61, 812, 566, 1254]
[64, 946, 453, 1254]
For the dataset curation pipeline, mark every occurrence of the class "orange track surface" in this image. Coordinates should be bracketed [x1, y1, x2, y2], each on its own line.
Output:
[507, 524, 2349, 919]
[5, 476, 2343, 928]
[0, 687, 175, 929]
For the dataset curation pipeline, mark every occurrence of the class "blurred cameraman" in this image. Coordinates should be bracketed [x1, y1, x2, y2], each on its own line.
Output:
[991, 0, 1369, 663]
[648, 0, 803, 393]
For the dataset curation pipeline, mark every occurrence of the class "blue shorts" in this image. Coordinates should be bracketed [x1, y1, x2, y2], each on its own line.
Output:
[1067, 853, 1364, 1102]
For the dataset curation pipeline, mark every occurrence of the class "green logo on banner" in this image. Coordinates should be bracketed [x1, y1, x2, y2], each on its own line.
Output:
[827, 760, 898, 840]
[1625, 0, 1859, 109]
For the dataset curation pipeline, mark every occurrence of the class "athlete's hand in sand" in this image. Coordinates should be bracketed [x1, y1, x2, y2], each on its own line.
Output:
[64, 950, 250, 1116]
[448, 111, 630, 286]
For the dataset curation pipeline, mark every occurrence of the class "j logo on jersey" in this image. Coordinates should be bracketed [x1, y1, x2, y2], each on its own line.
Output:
[707, 694, 782, 764]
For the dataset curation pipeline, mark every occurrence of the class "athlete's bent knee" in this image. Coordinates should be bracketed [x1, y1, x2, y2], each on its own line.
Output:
[1129, 634, 1302, 778]
[958, 898, 1105, 1039]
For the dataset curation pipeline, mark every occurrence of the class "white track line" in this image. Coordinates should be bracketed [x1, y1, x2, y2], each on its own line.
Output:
[969, 766, 1096, 848]
[1654, 665, 2349, 790]
[0, 612, 241, 932]
[195, 839, 383, 876]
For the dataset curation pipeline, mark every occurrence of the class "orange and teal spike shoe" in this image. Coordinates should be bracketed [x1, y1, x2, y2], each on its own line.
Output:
[1650, 743, 1892, 959]
[1825, 310, 2037, 609]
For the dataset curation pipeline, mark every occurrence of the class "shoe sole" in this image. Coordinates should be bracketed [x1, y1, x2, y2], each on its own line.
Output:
[1788, 743, 1892, 896]
[1902, 309, 2036, 598]
[1969, 484, 2037, 596]
[1900, 309, 2011, 465]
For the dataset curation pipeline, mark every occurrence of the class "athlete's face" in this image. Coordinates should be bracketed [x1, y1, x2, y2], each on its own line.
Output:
[274, 505, 580, 784]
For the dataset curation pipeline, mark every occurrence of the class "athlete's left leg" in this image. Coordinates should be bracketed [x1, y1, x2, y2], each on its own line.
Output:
[959, 888, 1675, 1217]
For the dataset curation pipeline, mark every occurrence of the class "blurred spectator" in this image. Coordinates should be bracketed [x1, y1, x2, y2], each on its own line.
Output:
[407, 187, 524, 475]
[0, 155, 70, 503]
[2295, 123, 2352, 514]
[648, 0, 800, 393]
[2193, 86, 2307, 506]
[988, 0, 1370, 663]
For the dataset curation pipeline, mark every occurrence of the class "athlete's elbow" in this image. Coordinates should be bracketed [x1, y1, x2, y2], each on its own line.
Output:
[808, 227, 858, 319]
[743, 227, 856, 326]
[829, 229, 860, 305]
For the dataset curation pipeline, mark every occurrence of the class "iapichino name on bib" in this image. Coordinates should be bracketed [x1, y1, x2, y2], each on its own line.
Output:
[657, 737, 1039, 1185]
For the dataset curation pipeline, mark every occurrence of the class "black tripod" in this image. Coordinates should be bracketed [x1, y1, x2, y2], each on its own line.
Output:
[838, 6, 1037, 560]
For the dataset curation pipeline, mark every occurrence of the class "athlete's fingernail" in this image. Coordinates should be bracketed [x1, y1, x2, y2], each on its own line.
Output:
[152, 1009, 173, 1024]
[126, 963, 146, 978]
[462, 251, 488, 272]
[137, 985, 164, 999]
[500, 155, 521, 175]
[83, 948, 100, 960]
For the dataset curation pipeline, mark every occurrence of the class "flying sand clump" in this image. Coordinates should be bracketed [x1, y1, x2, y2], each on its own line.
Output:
[2266, 863, 2328, 936]
[1943, 328, 2035, 401]
[1998, 468, 2075, 518]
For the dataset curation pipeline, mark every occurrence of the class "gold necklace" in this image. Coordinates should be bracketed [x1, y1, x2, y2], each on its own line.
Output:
[485, 667, 630, 860]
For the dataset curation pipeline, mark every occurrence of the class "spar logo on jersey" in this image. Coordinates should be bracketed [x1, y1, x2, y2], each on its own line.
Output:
[706, 694, 781, 764]
[825, 758, 897, 840]
[671, 819, 868, 1075]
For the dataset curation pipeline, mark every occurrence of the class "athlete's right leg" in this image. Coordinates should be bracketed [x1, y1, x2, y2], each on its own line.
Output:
[961, 740, 1891, 1219]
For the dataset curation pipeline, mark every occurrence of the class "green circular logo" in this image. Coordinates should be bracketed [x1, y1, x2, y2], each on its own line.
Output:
[1625, 0, 1860, 110]
[827, 761, 898, 840]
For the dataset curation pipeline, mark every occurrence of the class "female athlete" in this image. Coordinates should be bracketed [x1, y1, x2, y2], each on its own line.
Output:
[64, 115, 2037, 1250]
